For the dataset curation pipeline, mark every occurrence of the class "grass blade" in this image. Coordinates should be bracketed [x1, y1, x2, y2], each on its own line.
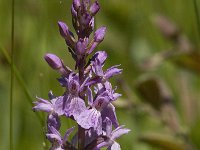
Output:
[10, 0, 15, 148]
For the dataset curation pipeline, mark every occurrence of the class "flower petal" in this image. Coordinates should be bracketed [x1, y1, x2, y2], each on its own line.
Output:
[73, 0, 81, 11]
[46, 126, 62, 145]
[84, 128, 98, 147]
[44, 53, 63, 70]
[94, 141, 112, 150]
[58, 21, 75, 48]
[65, 96, 86, 119]
[90, 1, 100, 16]
[47, 114, 61, 131]
[76, 38, 88, 55]
[101, 103, 119, 128]
[104, 117, 112, 137]
[108, 142, 121, 150]
[53, 96, 65, 116]
[76, 108, 102, 135]
[87, 87, 93, 106]
[94, 27, 106, 42]
[46, 133, 62, 145]
[92, 51, 107, 65]
[33, 97, 53, 113]
[104, 65, 122, 79]
[93, 96, 110, 111]
[80, 12, 92, 26]
[111, 126, 130, 140]
[92, 59, 104, 76]
[63, 126, 75, 143]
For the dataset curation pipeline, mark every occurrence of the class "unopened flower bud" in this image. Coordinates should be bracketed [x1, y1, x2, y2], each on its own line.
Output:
[82, 0, 90, 11]
[71, 4, 77, 17]
[90, 1, 100, 16]
[80, 13, 92, 26]
[73, 0, 81, 11]
[44, 53, 63, 70]
[58, 21, 75, 48]
[94, 26, 106, 42]
[76, 38, 88, 55]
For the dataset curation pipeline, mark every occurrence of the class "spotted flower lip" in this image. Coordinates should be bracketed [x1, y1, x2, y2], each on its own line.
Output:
[76, 85, 119, 135]
[63, 94, 86, 119]
[76, 94, 108, 135]
[62, 73, 87, 119]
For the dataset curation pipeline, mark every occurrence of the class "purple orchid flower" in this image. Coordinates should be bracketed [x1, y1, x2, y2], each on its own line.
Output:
[76, 85, 118, 135]
[94, 82, 120, 128]
[92, 63, 122, 81]
[86, 52, 122, 86]
[47, 126, 75, 150]
[95, 82, 121, 101]
[33, 91, 64, 130]
[75, 97, 106, 135]
[33, 91, 64, 116]
[94, 117, 130, 150]
[62, 73, 87, 119]
[33, 0, 130, 149]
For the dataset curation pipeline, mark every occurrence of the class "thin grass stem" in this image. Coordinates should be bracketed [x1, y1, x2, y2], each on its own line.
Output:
[10, 0, 15, 148]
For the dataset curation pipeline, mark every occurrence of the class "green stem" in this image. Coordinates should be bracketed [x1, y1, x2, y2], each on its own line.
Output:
[10, 0, 15, 148]
[78, 59, 86, 150]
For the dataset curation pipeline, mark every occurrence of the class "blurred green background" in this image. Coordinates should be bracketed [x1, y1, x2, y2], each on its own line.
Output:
[1, 0, 200, 149]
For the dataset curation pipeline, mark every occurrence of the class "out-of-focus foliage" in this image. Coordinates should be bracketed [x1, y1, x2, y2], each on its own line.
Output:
[0, 0, 200, 149]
